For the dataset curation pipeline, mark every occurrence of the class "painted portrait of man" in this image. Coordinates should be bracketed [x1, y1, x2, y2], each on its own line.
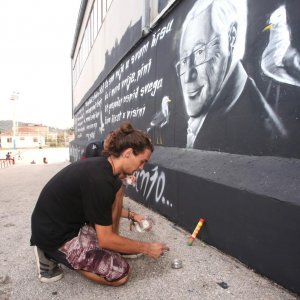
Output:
[176, 0, 287, 155]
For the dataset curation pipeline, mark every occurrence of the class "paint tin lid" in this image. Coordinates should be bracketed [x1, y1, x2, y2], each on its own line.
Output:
[171, 259, 183, 269]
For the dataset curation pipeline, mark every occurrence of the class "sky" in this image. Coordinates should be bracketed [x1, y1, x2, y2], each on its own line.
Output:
[0, 0, 81, 129]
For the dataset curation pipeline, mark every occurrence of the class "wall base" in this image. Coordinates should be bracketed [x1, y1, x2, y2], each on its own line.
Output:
[126, 146, 300, 295]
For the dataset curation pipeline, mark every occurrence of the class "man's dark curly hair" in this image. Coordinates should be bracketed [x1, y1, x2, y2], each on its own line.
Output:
[102, 122, 154, 157]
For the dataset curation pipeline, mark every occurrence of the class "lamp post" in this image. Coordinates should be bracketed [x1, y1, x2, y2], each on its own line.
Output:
[10, 91, 19, 150]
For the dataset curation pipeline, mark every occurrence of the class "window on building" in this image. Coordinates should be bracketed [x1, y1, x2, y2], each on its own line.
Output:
[103, 0, 107, 20]
[90, 10, 94, 46]
[107, 0, 113, 9]
[72, 0, 116, 86]
[97, 0, 102, 31]
[33, 138, 38, 142]
[20, 137, 25, 141]
[92, 3, 97, 40]
[150, 0, 175, 23]
[7, 138, 12, 143]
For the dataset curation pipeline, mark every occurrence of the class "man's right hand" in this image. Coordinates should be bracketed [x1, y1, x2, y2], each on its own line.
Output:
[145, 243, 169, 259]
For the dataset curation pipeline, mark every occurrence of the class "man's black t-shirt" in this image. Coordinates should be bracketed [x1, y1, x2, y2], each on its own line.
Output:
[30, 157, 122, 252]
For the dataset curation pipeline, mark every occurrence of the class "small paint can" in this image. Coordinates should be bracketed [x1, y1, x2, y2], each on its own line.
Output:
[134, 217, 154, 232]
[171, 259, 183, 269]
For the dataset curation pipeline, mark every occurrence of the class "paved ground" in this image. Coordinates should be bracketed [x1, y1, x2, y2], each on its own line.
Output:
[0, 148, 70, 166]
[0, 148, 298, 300]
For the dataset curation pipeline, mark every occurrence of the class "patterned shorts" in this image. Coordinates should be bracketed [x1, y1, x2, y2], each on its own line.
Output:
[59, 225, 129, 282]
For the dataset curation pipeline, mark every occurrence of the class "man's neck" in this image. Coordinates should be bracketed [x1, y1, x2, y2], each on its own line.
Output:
[187, 114, 208, 148]
[211, 62, 248, 113]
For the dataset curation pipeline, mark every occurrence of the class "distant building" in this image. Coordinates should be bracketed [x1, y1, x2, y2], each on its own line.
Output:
[0, 124, 47, 149]
[0, 123, 75, 149]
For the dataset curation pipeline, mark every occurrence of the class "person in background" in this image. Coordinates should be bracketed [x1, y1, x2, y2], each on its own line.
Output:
[30, 122, 169, 286]
[80, 140, 104, 160]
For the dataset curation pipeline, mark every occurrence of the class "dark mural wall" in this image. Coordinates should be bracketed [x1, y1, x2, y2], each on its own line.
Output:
[71, 0, 300, 160]
[70, 0, 300, 294]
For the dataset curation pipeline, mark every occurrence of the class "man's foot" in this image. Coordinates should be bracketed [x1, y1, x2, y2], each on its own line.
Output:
[120, 252, 143, 259]
[33, 246, 64, 283]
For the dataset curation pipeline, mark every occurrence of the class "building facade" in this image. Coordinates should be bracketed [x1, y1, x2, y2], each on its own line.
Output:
[0, 124, 47, 149]
[70, 0, 300, 294]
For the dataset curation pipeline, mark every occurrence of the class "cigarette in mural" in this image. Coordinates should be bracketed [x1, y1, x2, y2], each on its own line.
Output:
[187, 218, 205, 246]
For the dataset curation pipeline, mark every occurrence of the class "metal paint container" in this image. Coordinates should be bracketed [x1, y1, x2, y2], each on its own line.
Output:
[134, 217, 154, 232]
[171, 259, 183, 269]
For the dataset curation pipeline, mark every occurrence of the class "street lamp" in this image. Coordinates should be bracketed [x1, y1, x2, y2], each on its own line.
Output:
[10, 91, 19, 150]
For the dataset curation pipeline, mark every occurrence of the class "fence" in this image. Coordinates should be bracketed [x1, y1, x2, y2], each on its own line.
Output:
[0, 158, 15, 168]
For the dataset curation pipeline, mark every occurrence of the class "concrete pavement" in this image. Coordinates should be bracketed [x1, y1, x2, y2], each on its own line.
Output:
[0, 148, 298, 299]
[0, 148, 70, 166]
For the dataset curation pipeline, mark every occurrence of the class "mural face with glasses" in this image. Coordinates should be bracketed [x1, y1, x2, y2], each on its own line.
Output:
[177, 8, 230, 118]
[176, 0, 287, 153]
